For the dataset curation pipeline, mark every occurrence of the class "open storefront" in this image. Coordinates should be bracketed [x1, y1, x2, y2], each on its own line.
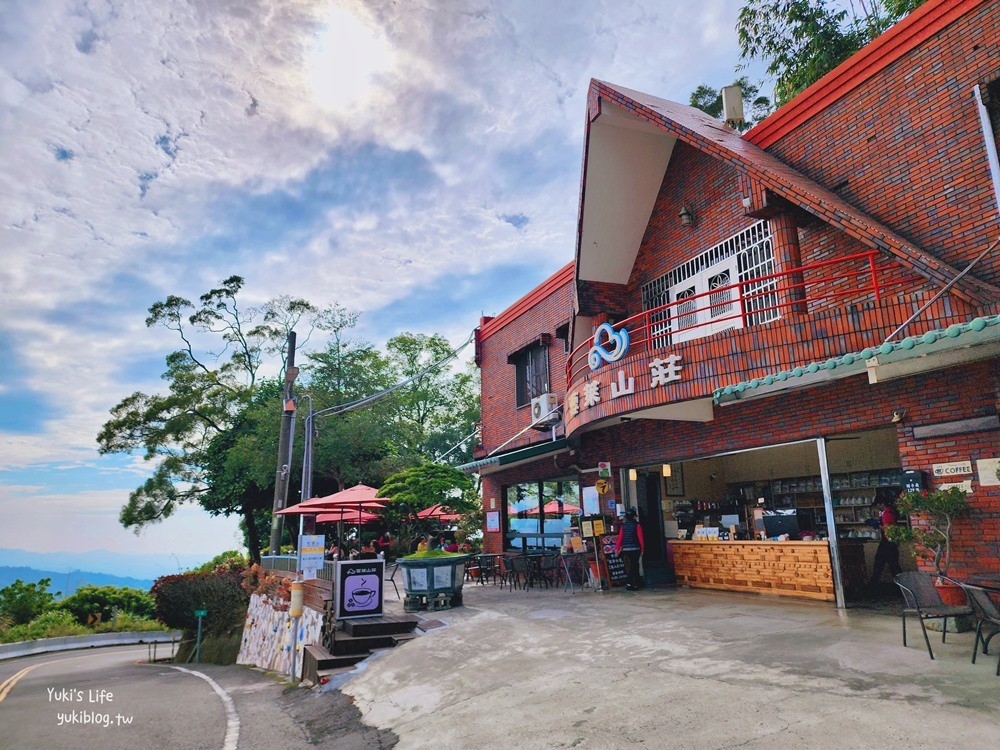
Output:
[622, 428, 916, 606]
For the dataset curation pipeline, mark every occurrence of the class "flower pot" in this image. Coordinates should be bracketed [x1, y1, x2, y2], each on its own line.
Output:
[934, 578, 967, 606]
[398, 554, 471, 612]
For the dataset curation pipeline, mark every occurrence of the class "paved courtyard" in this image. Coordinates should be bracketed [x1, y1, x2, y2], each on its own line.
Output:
[340, 583, 999, 749]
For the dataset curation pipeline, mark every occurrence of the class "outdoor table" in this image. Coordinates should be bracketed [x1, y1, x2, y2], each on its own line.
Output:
[560, 551, 589, 594]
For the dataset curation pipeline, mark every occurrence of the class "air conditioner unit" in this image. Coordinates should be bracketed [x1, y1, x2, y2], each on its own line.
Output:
[530, 393, 561, 426]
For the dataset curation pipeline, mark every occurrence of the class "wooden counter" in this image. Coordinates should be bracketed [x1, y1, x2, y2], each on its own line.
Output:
[669, 540, 835, 602]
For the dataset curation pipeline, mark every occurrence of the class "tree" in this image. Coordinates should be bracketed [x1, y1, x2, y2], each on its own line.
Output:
[0, 578, 59, 625]
[689, 76, 772, 131]
[97, 276, 347, 562]
[377, 463, 478, 552]
[737, 0, 927, 106]
[385, 333, 480, 464]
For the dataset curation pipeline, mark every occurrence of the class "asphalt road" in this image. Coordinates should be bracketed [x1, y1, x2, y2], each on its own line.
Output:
[0, 645, 396, 750]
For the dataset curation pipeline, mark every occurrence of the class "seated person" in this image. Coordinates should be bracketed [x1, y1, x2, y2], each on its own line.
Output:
[326, 542, 341, 560]
[376, 532, 392, 553]
[357, 542, 378, 560]
[443, 540, 459, 553]
[412, 535, 428, 553]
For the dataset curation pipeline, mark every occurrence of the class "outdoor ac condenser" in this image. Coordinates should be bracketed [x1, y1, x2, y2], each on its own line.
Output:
[530, 393, 560, 425]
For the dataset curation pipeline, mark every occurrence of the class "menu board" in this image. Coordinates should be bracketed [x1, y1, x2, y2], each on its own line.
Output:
[600, 534, 628, 586]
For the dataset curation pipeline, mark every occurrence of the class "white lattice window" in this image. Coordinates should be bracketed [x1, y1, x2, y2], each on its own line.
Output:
[642, 221, 778, 347]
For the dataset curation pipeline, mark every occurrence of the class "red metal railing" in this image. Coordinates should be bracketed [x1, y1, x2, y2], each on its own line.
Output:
[567, 251, 918, 386]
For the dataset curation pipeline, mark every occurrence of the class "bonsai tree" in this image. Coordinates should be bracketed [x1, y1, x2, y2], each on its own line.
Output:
[885, 486, 971, 576]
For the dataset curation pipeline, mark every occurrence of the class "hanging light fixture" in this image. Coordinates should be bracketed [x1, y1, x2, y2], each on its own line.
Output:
[662, 464, 672, 477]
[628, 468, 638, 481]
[679, 206, 694, 226]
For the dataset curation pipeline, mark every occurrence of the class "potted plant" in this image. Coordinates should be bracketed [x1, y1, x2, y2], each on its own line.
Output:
[397, 549, 472, 613]
[885, 485, 971, 604]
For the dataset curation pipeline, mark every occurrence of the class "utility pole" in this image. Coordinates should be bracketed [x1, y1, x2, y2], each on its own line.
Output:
[268, 331, 299, 556]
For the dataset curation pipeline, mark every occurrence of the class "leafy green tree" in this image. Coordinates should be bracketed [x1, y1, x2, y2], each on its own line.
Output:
[377, 463, 478, 553]
[97, 276, 346, 562]
[689, 76, 772, 131]
[737, 0, 927, 106]
[385, 333, 480, 465]
[0, 578, 59, 626]
[59, 585, 155, 625]
[191, 550, 248, 574]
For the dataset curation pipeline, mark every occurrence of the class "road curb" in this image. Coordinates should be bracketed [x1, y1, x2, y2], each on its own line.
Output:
[0, 630, 183, 661]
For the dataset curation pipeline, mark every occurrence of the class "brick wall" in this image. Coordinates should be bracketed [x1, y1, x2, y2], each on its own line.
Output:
[763, 0, 1000, 287]
[482, 359, 999, 571]
[479, 275, 574, 454]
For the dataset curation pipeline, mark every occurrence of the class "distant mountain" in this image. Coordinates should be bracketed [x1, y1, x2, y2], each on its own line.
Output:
[0, 567, 155, 597]
[0, 548, 212, 580]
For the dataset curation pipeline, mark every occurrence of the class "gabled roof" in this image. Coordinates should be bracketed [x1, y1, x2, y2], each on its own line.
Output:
[577, 79, 999, 305]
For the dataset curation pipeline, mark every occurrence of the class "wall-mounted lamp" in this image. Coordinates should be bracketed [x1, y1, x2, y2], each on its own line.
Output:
[662, 463, 672, 477]
[891, 409, 906, 424]
[679, 205, 694, 226]
[628, 468, 638, 481]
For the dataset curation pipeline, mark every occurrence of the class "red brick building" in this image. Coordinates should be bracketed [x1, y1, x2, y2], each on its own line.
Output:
[463, 0, 1000, 607]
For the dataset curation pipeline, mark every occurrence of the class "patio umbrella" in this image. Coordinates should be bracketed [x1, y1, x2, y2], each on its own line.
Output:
[276, 484, 384, 514]
[417, 503, 463, 522]
[315, 508, 381, 524]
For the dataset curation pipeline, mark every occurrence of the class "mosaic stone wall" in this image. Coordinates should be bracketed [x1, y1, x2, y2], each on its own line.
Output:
[237, 593, 323, 679]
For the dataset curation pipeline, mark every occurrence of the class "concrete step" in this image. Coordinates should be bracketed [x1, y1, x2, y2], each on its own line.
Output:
[331, 631, 403, 655]
[302, 644, 368, 683]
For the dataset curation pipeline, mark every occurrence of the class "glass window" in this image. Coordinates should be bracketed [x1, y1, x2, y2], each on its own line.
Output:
[505, 479, 580, 551]
[513, 344, 549, 407]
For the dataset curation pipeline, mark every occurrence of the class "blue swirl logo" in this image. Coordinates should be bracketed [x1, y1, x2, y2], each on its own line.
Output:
[588, 323, 630, 370]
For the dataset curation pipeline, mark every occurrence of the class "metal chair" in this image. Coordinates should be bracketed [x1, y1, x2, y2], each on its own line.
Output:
[507, 555, 531, 591]
[476, 554, 498, 586]
[949, 579, 1000, 675]
[385, 562, 400, 599]
[894, 572, 972, 659]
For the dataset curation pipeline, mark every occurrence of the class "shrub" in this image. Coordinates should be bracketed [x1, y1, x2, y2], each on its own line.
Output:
[0, 610, 89, 643]
[886, 486, 972, 575]
[59, 585, 155, 625]
[151, 569, 248, 635]
[0, 578, 60, 625]
[191, 550, 248, 574]
[92, 612, 168, 633]
[241, 564, 290, 607]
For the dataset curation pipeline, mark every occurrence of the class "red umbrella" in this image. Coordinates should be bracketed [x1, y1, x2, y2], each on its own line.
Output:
[316, 509, 381, 524]
[277, 485, 384, 515]
[417, 504, 463, 522]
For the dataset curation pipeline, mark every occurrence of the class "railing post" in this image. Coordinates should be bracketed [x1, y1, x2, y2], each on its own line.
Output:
[869, 254, 881, 302]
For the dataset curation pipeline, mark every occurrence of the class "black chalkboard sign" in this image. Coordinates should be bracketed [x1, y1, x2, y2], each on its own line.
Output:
[600, 534, 628, 586]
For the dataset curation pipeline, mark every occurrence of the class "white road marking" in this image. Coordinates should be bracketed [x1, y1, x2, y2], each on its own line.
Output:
[0, 647, 151, 703]
[165, 665, 240, 750]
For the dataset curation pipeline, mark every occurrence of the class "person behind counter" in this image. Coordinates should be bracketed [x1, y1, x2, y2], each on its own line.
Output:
[615, 508, 645, 591]
[867, 499, 902, 591]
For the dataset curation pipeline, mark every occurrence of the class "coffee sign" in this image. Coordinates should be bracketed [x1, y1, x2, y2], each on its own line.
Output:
[932, 461, 972, 477]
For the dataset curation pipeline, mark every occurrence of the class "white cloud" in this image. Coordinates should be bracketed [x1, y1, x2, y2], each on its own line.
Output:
[0, 0, 759, 534]
[0, 484, 242, 556]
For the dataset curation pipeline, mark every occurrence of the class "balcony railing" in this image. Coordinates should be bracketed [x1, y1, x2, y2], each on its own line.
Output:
[567, 251, 918, 385]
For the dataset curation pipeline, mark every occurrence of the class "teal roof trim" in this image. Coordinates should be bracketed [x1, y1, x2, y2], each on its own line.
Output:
[712, 315, 1000, 404]
[457, 438, 569, 474]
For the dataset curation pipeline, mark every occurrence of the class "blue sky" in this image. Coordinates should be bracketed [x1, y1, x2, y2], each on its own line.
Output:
[0, 0, 767, 571]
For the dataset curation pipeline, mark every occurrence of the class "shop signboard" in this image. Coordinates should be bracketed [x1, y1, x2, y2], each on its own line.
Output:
[595, 478, 609, 495]
[486, 510, 500, 532]
[299, 534, 325, 580]
[335, 560, 384, 620]
[597, 461, 612, 478]
[932, 461, 973, 477]
[977, 458, 1000, 487]
[581, 520, 595, 537]
[600, 534, 628, 586]
[592, 519, 606, 536]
